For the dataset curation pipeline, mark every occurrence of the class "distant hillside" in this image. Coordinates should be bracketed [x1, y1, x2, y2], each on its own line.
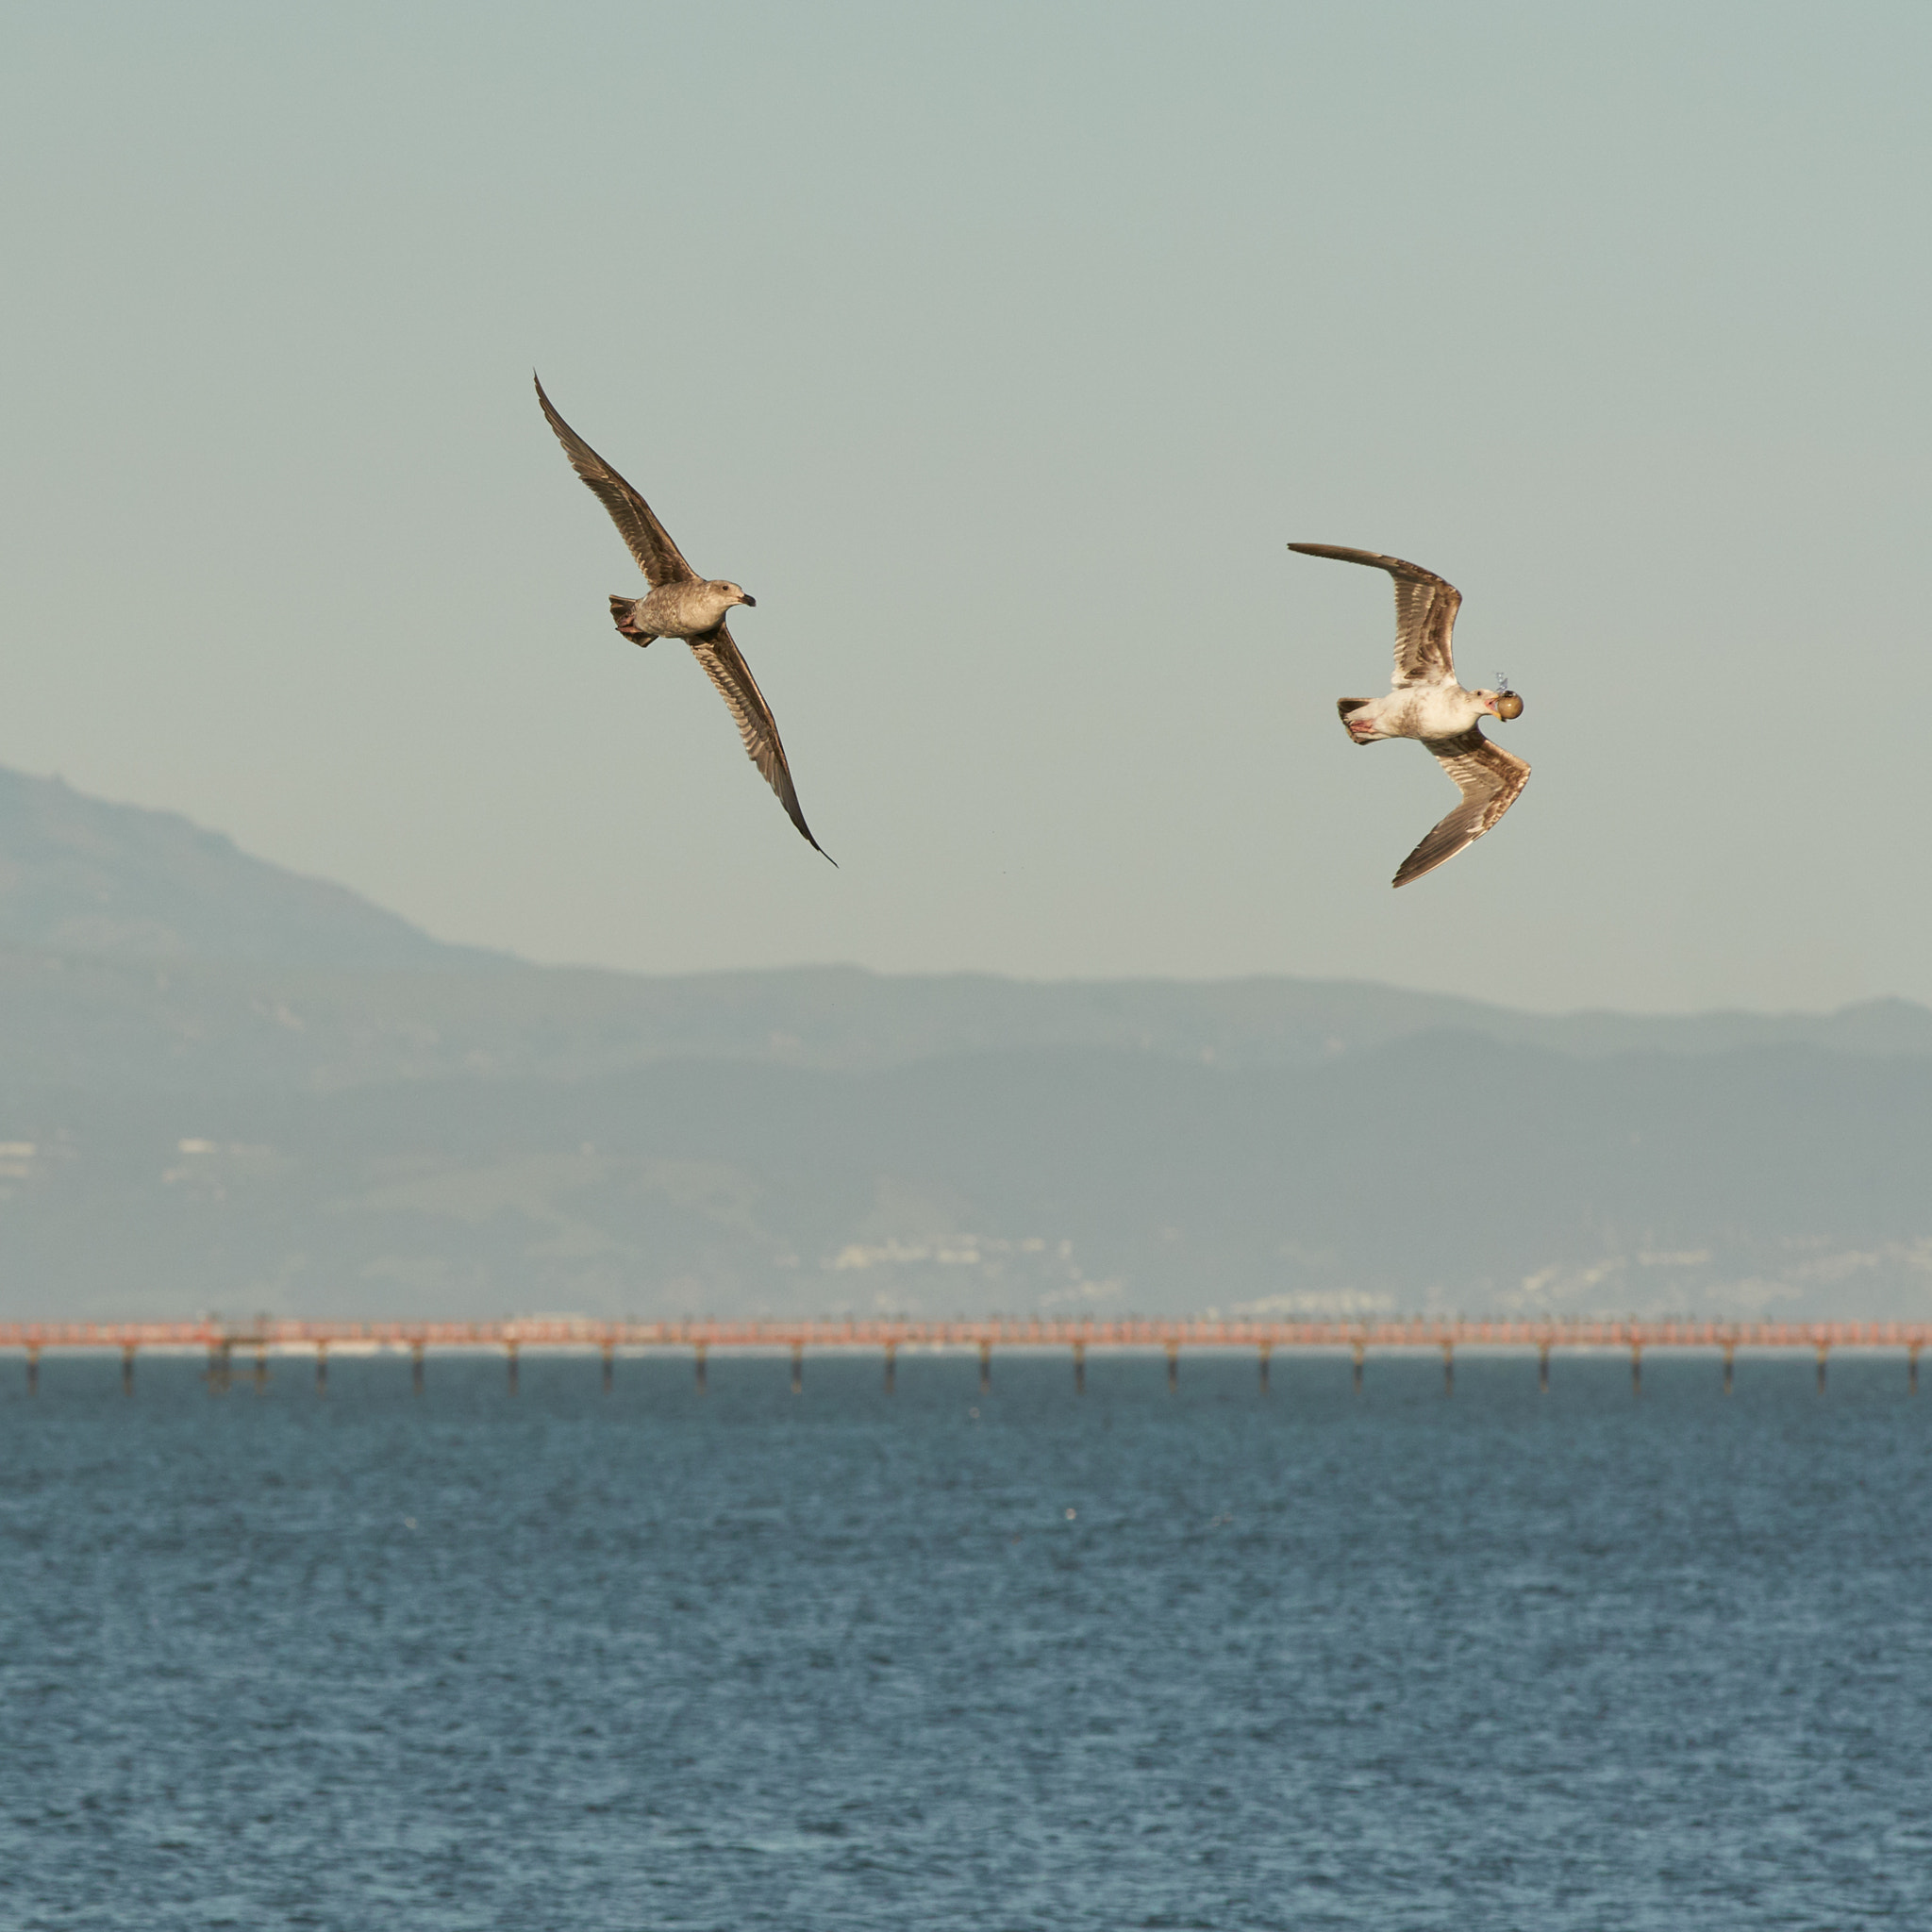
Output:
[2, 764, 1929, 1086]
[0, 768, 504, 972]
[0, 947, 1929, 1095]
[4, 1038, 1929, 1325]
[0, 764, 1927, 1324]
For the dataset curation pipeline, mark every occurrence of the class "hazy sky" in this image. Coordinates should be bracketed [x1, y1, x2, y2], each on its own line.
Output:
[3, 2, 1926, 1012]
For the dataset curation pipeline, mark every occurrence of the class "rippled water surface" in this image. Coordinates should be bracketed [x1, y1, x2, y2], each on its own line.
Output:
[2, 1347, 1928, 1929]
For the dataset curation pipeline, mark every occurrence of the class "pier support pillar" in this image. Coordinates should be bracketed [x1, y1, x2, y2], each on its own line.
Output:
[1538, 1343, 1550, 1393]
[791, 1340, 804, 1394]
[122, 1342, 137, 1397]
[1165, 1339, 1179, 1393]
[978, 1339, 991, 1395]
[1257, 1341, 1272, 1397]
[883, 1341, 896, 1394]
[25, 1342, 39, 1397]
[1631, 1343, 1642, 1397]
[314, 1341, 327, 1396]
[694, 1341, 708, 1394]
[1073, 1340, 1086, 1394]
[601, 1339, 614, 1395]
[1910, 1342, 1921, 1396]
[253, 1341, 269, 1395]
[1441, 1343, 1454, 1398]
[411, 1338, 425, 1395]
[1352, 1340, 1364, 1395]
[1816, 1342, 1829, 1396]
[214, 1339, 233, 1394]
[1723, 1343, 1735, 1396]
[506, 1340, 519, 1396]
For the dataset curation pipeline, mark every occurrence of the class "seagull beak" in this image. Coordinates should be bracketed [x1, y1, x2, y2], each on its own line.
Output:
[740, 593, 757, 608]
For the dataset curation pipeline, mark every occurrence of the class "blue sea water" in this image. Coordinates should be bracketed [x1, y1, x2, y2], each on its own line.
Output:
[0, 1346, 1928, 1930]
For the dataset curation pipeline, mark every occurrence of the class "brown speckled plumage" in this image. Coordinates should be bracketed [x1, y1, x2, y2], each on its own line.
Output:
[536, 375, 831, 862]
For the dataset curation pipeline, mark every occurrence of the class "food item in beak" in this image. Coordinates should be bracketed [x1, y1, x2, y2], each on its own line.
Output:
[1493, 693, 1524, 720]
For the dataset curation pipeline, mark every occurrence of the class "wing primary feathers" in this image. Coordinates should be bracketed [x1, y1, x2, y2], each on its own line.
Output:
[1392, 727, 1530, 887]
[535, 374, 700, 588]
[690, 625, 835, 863]
[1288, 541, 1463, 688]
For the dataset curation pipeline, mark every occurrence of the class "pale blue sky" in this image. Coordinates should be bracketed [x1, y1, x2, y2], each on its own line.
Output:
[3, 1, 1925, 1011]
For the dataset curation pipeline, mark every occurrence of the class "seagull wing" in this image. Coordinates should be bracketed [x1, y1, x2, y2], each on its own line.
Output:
[535, 374, 699, 587]
[1392, 727, 1529, 887]
[689, 623, 834, 862]
[1288, 543, 1462, 688]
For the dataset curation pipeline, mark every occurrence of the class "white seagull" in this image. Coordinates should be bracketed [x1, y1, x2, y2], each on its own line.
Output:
[1289, 542, 1529, 888]
[536, 374, 832, 861]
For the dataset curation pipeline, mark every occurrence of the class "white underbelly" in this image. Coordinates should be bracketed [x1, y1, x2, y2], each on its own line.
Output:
[1388, 686, 1479, 739]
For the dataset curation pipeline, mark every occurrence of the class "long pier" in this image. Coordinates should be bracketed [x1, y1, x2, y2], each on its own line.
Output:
[0, 1316, 1925, 1397]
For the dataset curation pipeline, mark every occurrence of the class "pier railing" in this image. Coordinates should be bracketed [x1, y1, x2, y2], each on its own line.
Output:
[3, 1315, 1929, 1346]
[0, 1314, 1927, 1352]
[0, 1315, 1925, 1397]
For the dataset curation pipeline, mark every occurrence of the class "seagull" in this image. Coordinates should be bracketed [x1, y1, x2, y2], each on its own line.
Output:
[535, 374, 832, 861]
[1288, 543, 1529, 888]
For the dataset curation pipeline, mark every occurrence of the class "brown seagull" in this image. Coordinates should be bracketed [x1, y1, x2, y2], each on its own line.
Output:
[536, 374, 831, 860]
[1289, 543, 1528, 887]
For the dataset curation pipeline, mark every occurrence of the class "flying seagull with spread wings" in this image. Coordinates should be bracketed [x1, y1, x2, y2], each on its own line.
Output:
[1288, 543, 1528, 887]
[535, 374, 831, 861]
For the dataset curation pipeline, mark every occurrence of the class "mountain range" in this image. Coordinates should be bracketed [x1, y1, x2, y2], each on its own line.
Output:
[2, 765, 1926, 1324]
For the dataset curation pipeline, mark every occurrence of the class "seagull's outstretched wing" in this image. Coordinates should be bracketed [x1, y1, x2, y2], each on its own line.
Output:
[1288, 543, 1462, 688]
[535, 375, 699, 587]
[690, 624, 834, 862]
[1394, 727, 1529, 887]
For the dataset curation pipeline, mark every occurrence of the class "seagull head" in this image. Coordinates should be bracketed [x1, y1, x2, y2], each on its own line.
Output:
[712, 580, 756, 609]
[1478, 677, 1524, 722]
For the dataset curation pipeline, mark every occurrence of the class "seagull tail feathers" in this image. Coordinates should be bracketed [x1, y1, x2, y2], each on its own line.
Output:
[609, 595, 654, 643]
